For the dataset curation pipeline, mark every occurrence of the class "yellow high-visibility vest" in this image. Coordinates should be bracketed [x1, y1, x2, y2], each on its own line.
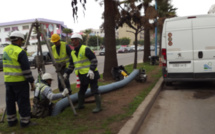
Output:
[3, 44, 25, 82]
[52, 41, 70, 67]
[71, 45, 97, 75]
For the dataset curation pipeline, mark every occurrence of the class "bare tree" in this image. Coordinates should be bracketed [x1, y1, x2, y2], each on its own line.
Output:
[116, 1, 156, 68]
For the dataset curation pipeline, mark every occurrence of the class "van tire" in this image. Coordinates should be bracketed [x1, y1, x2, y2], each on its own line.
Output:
[165, 82, 172, 86]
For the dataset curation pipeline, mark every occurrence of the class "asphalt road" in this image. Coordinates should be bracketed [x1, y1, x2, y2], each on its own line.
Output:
[0, 51, 145, 110]
[137, 81, 215, 134]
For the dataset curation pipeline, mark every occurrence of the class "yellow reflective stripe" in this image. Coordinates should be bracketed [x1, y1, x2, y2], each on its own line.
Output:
[74, 59, 90, 64]
[55, 56, 69, 61]
[4, 72, 23, 76]
[3, 64, 21, 69]
[75, 65, 90, 70]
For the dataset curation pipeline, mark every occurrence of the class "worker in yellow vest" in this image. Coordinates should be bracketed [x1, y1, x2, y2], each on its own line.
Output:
[50, 34, 72, 94]
[65, 33, 102, 113]
[3, 31, 36, 128]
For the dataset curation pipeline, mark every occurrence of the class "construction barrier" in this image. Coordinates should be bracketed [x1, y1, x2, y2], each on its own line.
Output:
[76, 75, 80, 88]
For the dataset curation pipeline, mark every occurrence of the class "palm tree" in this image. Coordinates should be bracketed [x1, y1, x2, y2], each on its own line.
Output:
[142, 0, 153, 63]
[83, 29, 92, 46]
[103, 0, 118, 80]
[157, 0, 177, 56]
[62, 28, 73, 44]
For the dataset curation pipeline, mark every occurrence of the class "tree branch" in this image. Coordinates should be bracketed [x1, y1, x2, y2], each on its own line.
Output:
[126, 30, 135, 34]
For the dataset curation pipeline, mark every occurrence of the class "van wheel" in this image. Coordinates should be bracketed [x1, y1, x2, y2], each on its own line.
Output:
[165, 82, 172, 86]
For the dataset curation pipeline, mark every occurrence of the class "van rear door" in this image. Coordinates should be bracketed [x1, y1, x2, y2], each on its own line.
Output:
[165, 19, 194, 78]
[192, 16, 215, 78]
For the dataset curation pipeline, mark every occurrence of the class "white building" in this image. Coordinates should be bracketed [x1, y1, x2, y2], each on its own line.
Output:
[208, 4, 215, 14]
[0, 18, 68, 46]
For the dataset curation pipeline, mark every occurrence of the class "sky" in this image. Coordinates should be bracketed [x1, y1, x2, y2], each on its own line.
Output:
[0, 0, 215, 33]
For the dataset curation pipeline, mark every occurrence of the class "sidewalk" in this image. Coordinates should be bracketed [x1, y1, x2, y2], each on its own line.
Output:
[118, 77, 164, 134]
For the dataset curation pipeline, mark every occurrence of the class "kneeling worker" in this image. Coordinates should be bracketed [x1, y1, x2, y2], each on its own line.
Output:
[31, 73, 69, 118]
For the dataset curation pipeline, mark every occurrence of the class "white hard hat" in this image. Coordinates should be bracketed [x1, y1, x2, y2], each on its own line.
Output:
[42, 73, 53, 80]
[10, 31, 25, 40]
[71, 33, 83, 40]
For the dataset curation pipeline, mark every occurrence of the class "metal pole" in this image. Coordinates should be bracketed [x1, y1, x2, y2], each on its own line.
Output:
[0, 108, 6, 123]
[155, 0, 158, 56]
[97, 32, 99, 51]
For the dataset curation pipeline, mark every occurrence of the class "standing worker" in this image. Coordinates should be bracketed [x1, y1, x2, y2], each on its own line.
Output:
[50, 34, 72, 94]
[65, 33, 102, 113]
[3, 31, 36, 128]
[32, 73, 69, 118]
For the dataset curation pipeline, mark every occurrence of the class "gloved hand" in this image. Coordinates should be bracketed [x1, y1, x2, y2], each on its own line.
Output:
[63, 73, 68, 80]
[87, 70, 94, 80]
[30, 83, 36, 91]
[62, 88, 69, 97]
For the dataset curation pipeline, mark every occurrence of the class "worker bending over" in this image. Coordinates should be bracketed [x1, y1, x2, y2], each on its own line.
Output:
[50, 34, 72, 94]
[65, 33, 102, 113]
[31, 73, 69, 118]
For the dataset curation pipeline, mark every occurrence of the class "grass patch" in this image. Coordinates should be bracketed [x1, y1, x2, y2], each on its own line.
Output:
[0, 62, 162, 134]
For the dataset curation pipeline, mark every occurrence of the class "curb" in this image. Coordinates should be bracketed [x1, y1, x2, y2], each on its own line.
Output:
[118, 77, 164, 134]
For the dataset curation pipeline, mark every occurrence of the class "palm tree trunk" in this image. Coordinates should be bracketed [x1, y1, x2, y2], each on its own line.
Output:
[133, 30, 138, 69]
[103, 0, 118, 80]
[143, 28, 151, 62]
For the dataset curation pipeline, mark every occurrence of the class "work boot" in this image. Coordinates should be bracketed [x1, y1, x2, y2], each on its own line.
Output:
[92, 94, 102, 113]
[8, 119, 18, 127]
[21, 121, 38, 128]
[75, 94, 85, 109]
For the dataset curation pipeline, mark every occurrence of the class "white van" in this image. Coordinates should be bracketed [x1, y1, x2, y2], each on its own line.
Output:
[161, 14, 215, 85]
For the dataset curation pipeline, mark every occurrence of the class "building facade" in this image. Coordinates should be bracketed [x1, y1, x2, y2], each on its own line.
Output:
[0, 18, 68, 46]
[208, 4, 215, 14]
[117, 24, 144, 46]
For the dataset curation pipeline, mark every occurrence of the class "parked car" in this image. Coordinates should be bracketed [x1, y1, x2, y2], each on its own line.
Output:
[137, 46, 144, 51]
[150, 46, 155, 51]
[117, 47, 128, 53]
[28, 51, 51, 68]
[126, 47, 135, 52]
[99, 48, 105, 56]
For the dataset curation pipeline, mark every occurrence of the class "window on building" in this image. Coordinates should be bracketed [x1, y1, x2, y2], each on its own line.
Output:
[4, 27, 10, 32]
[31, 36, 37, 40]
[23, 25, 29, 30]
[5, 38, 10, 42]
[12, 27, 19, 31]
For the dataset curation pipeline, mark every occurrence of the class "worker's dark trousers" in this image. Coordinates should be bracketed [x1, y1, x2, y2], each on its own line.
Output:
[57, 74, 72, 94]
[6, 82, 31, 127]
[78, 73, 99, 96]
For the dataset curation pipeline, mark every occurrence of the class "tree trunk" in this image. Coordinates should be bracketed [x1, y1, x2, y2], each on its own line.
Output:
[143, 28, 151, 62]
[133, 30, 138, 69]
[103, 0, 118, 80]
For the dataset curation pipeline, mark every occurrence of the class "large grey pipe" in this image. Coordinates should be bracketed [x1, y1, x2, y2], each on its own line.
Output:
[51, 69, 139, 116]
